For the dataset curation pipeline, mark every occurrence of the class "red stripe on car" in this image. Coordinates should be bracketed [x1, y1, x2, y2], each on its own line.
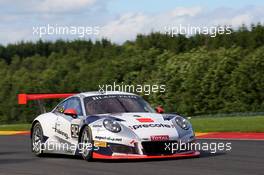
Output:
[136, 118, 154, 122]
[92, 151, 200, 159]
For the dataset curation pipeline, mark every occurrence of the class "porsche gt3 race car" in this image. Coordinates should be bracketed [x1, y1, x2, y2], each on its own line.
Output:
[18, 91, 200, 160]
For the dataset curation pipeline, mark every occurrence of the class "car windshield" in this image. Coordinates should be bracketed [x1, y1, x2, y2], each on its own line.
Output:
[84, 95, 155, 115]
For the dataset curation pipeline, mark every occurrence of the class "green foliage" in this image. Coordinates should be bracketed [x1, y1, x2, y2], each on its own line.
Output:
[0, 24, 263, 123]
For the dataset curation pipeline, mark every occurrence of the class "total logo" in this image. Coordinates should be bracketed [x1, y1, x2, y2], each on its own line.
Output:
[129, 123, 176, 130]
[150, 135, 169, 141]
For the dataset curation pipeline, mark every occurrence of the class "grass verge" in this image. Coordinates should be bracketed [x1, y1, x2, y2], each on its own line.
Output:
[190, 116, 264, 132]
[0, 124, 31, 131]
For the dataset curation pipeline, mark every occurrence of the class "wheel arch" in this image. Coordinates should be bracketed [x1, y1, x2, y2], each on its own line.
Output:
[30, 120, 40, 138]
[78, 124, 89, 143]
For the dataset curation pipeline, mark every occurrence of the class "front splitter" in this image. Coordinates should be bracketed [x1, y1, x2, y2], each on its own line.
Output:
[93, 151, 200, 159]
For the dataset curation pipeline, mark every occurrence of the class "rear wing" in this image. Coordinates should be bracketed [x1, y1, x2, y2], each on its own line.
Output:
[18, 93, 76, 105]
[18, 93, 76, 113]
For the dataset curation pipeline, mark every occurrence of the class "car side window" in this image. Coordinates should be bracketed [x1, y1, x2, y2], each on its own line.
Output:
[65, 97, 83, 116]
[55, 100, 68, 113]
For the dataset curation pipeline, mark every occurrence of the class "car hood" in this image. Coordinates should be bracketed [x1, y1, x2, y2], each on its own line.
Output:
[109, 112, 179, 141]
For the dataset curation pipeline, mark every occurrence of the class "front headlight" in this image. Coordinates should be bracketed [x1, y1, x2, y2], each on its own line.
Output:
[175, 116, 190, 130]
[103, 119, 122, 133]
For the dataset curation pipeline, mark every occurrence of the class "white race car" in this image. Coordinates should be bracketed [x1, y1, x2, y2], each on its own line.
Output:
[18, 91, 199, 160]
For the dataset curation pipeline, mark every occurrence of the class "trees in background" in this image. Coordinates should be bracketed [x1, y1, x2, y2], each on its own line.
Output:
[0, 24, 263, 123]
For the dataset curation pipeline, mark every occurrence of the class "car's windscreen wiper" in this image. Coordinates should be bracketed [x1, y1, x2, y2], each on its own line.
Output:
[116, 98, 129, 112]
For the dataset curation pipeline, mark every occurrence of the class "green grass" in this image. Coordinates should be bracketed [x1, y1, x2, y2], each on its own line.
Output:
[0, 116, 264, 132]
[190, 116, 264, 132]
[0, 124, 31, 131]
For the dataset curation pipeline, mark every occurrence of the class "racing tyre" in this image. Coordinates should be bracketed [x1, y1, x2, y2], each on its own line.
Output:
[80, 126, 93, 161]
[31, 122, 45, 156]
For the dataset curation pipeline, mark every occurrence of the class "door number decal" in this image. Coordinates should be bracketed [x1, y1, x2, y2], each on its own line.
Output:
[71, 124, 79, 138]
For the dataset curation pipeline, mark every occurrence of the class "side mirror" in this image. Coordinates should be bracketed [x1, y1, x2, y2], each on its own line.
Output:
[64, 108, 78, 118]
[155, 106, 164, 114]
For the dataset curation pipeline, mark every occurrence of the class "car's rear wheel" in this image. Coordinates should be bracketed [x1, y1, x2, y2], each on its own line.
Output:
[31, 122, 44, 156]
[80, 126, 93, 161]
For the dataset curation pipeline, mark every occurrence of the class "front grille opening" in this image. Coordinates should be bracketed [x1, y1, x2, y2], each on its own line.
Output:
[110, 144, 138, 154]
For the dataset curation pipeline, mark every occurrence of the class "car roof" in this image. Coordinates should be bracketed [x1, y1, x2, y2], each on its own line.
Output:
[77, 91, 137, 97]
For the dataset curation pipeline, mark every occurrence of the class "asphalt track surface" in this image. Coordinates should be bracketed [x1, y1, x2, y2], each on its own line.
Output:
[0, 135, 263, 175]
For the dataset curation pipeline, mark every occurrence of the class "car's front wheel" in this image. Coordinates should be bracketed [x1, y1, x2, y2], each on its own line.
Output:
[80, 126, 93, 161]
[31, 122, 45, 156]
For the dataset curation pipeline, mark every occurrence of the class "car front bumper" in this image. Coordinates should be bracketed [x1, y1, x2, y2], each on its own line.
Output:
[92, 151, 200, 159]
